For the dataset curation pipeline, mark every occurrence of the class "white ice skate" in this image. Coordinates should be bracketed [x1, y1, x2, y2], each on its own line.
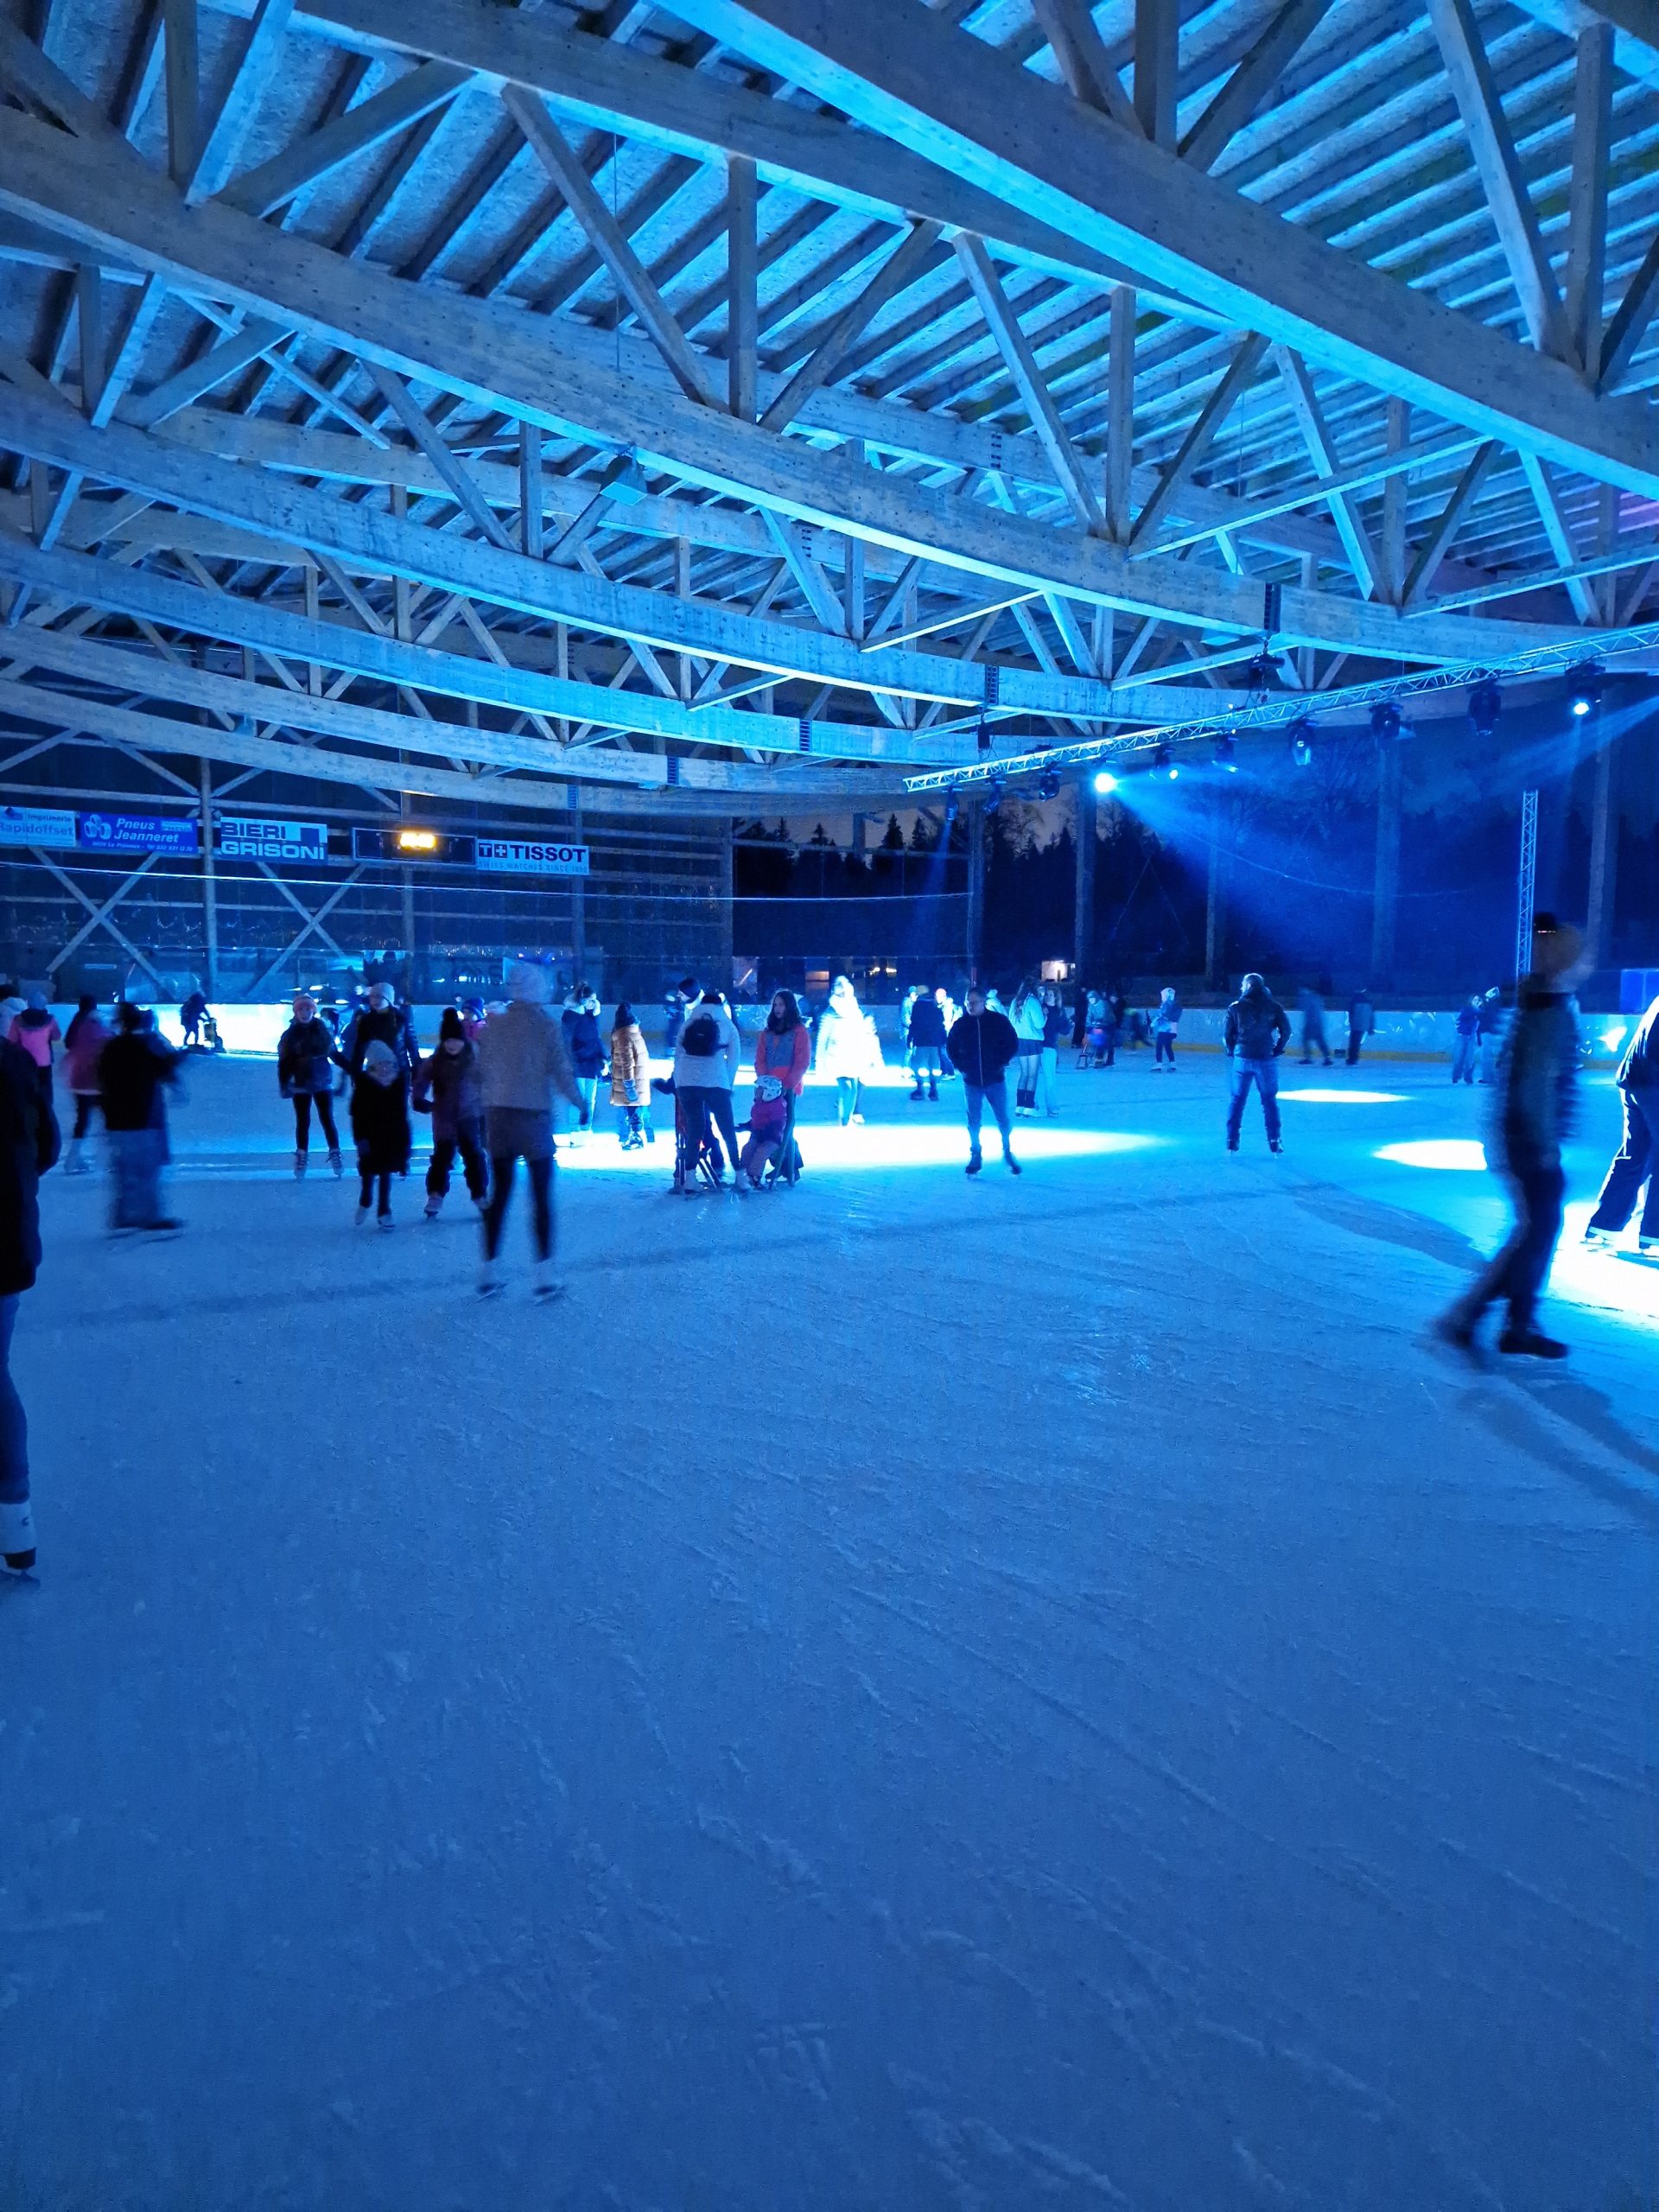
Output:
[1, 1496, 36, 1572]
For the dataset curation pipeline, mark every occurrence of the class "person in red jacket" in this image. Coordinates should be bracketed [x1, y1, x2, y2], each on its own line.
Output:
[741, 991, 810, 1187]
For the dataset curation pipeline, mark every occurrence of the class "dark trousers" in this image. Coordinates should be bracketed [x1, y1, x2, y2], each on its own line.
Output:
[1345, 1031, 1363, 1065]
[427, 1118, 488, 1201]
[1587, 1088, 1659, 1237]
[359, 1169, 391, 1217]
[483, 1151, 554, 1262]
[1227, 1058, 1281, 1144]
[72, 1093, 99, 1139]
[1457, 1164, 1567, 1332]
[1154, 1033, 1175, 1065]
[683, 1086, 741, 1169]
[293, 1092, 340, 1152]
[0, 1294, 27, 1510]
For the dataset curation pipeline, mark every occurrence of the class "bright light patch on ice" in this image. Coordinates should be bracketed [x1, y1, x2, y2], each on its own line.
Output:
[558, 1123, 1158, 1174]
[1281, 1088, 1408, 1105]
[1375, 1139, 1489, 1171]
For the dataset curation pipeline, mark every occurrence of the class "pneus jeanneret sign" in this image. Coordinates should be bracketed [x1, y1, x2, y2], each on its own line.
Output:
[474, 839, 590, 877]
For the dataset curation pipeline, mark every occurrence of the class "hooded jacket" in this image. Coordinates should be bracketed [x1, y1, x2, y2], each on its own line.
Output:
[477, 999, 580, 1114]
[1224, 987, 1292, 1061]
[0, 1039, 58, 1295]
[415, 1041, 484, 1137]
[277, 1015, 338, 1096]
[1495, 978, 1579, 1176]
[906, 995, 947, 1049]
[815, 989, 878, 1077]
[340, 999, 418, 1077]
[562, 1000, 606, 1078]
[8, 1007, 59, 1071]
[1011, 992, 1046, 1045]
[350, 1056, 412, 1173]
[62, 1008, 108, 1094]
[609, 1023, 651, 1107]
[674, 997, 740, 1090]
[945, 1009, 1020, 1087]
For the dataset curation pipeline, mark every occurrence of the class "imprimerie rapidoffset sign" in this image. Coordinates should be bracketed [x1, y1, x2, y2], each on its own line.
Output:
[215, 815, 329, 863]
[474, 839, 590, 878]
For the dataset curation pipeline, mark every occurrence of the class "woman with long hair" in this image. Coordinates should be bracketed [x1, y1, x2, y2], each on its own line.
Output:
[609, 1002, 652, 1149]
[815, 974, 878, 1126]
[1009, 975, 1046, 1118]
[742, 990, 810, 1186]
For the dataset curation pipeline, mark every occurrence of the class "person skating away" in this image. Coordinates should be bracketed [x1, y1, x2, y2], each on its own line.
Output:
[7, 990, 59, 1102]
[414, 1009, 488, 1216]
[1346, 987, 1375, 1066]
[1438, 919, 1588, 1360]
[742, 990, 810, 1187]
[906, 985, 947, 1101]
[1451, 995, 1481, 1085]
[1039, 983, 1067, 1116]
[1151, 987, 1182, 1067]
[0, 1031, 58, 1573]
[99, 1004, 184, 1232]
[1582, 988, 1659, 1255]
[946, 987, 1022, 1177]
[179, 988, 208, 1049]
[1297, 978, 1334, 1067]
[934, 987, 958, 1078]
[608, 1002, 652, 1150]
[664, 977, 696, 1055]
[674, 984, 742, 1185]
[340, 978, 419, 1082]
[561, 982, 605, 1133]
[350, 1039, 410, 1227]
[1476, 987, 1505, 1084]
[278, 992, 344, 1177]
[1008, 976, 1045, 1116]
[1224, 974, 1292, 1152]
[60, 993, 106, 1173]
[476, 962, 581, 1295]
[816, 974, 879, 1125]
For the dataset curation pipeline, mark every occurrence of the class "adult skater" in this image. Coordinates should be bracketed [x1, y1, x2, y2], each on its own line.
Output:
[1224, 973, 1292, 1153]
[277, 992, 343, 1176]
[414, 1008, 487, 1216]
[663, 977, 696, 1054]
[1583, 987, 1659, 1254]
[340, 978, 418, 1079]
[179, 988, 208, 1048]
[1346, 986, 1376, 1065]
[561, 982, 605, 1132]
[1451, 995, 1481, 1085]
[674, 983, 741, 1184]
[1039, 982, 1067, 1116]
[0, 1029, 58, 1572]
[350, 1039, 411, 1228]
[7, 989, 58, 1103]
[946, 985, 1021, 1177]
[1298, 978, 1334, 1067]
[816, 975, 878, 1125]
[1009, 976, 1046, 1116]
[60, 993, 106, 1172]
[742, 989, 811, 1187]
[1438, 918, 1586, 1359]
[608, 1001, 652, 1149]
[99, 1003, 183, 1232]
[1152, 986, 1181, 1067]
[1476, 987, 1505, 1084]
[906, 984, 947, 1102]
[476, 961, 581, 1297]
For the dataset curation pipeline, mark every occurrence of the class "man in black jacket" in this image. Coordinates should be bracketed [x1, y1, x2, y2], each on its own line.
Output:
[1583, 989, 1659, 1253]
[906, 986, 948, 1102]
[0, 1034, 59, 1571]
[1224, 974, 1293, 1152]
[945, 987, 1022, 1176]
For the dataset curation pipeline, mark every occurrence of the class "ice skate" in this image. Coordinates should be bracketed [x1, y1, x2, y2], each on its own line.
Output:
[354, 1202, 371, 1226]
[1006, 1154, 1022, 1175]
[63, 1138, 87, 1175]
[1640, 1236, 1658, 1255]
[533, 1262, 565, 1301]
[1, 1497, 35, 1573]
[327, 1148, 343, 1178]
[965, 1151, 982, 1176]
[376, 1213, 394, 1231]
[477, 1259, 503, 1298]
[1432, 1310, 1480, 1360]
[1497, 1326, 1567, 1360]
[293, 1149, 307, 1179]
[1582, 1224, 1615, 1247]
[424, 1193, 442, 1219]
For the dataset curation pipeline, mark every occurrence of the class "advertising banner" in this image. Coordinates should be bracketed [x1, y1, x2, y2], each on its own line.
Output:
[77, 811, 200, 855]
[0, 805, 79, 849]
[216, 815, 329, 862]
[474, 839, 590, 878]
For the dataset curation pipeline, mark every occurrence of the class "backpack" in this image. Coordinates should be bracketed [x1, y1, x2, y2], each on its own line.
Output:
[681, 1013, 720, 1058]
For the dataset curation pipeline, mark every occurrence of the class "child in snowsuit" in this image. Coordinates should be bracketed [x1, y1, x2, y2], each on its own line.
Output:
[351, 1037, 411, 1226]
[414, 1008, 487, 1216]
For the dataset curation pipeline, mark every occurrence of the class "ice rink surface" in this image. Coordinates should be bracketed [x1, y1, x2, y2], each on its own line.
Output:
[3, 1047, 1656, 2212]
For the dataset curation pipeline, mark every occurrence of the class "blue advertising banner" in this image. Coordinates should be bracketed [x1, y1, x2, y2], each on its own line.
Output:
[77, 810, 200, 855]
[216, 814, 329, 862]
[0, 805, 79, 849]
[475, 838, 590, 878]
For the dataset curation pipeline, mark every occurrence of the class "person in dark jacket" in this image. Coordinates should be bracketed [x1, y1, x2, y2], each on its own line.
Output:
[1440, 918, 1586, 1359]
[339, 980, 418, 1080]
[1345, 988, 1375, 1066]
[1475, 986, 1505, 1084]
[1451, 995, 1481, 1085]
[277, 991, 343, 1177]
[945, 987, 1022, 1176]
[0, 1035, 59, 1572]
[7, 989, 59, 1099]
[561, 984, 605, 1131]
[1583, 990, 1659, 1254]
[351, 1037, 412, 1227]
[906, 986, 947, 1102]
[414, 1007, 488, 1217]
[1297, 979, 1333, 1067]
[1224, 974, 1293, 1152]
[99, 1003, 183, 1232]
[179, 988, 208, 1048]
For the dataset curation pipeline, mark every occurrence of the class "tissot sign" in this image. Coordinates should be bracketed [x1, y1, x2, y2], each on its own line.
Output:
[474, 839, 590, 877]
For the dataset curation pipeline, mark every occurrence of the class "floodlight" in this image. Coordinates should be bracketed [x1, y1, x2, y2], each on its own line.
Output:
[1566, 660, 1602, 717]
[1467, 678, 1502, 739]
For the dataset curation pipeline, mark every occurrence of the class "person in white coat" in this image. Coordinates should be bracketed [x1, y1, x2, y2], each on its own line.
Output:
[815, 975, 879, 1125]
[673, 984, 741, 1182]
[1009, 977, 1046, 1116]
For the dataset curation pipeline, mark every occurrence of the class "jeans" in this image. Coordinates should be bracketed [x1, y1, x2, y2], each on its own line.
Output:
[109, 1127, 166, 1227]
[427, 1118, 488, 1201]
[575, 1076, 597, 1128]
[964, 1078, 1014, 1155]
[835, 1076, 861, 1124]
[1345, 1030, 1364, 1065]
[1587, 1087, 1659, 1238]
[483, 1150, 554, 1262]
[1478, 1034, 1499, 1084]
[1454, 1163, 1567, 1332]
[0, 1294, 27, 1509]
[1451, 1035, 1478, 1084]
[1038, 1046, 1059, 1114]
[681, 1085, 740, 1173]
[908, 1048, 942, 1090]
[1227, 1057, 1281, 1144]
[1154, 1032, 1175, 1065]
[293, 1092, 340, 1151]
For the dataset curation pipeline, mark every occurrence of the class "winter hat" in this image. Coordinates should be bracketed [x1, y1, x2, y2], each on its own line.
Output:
[1241, 972, 1267, 995]
[362, 1038, 398, 1078]
[1532, 922, 1585, 980]
[508, 959, 551, 1004]
[25, 988, 46, 1012]
[439, 1007, 465, 1042]
[366, 980, 393, 1007]
[294, 993, 316, 1019]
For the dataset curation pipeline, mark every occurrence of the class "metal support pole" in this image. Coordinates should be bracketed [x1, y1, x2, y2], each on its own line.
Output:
[1205, 792, 1227, 987]
[1370, 738, 1402, 987]
[570, 791, 587, 982]
[966, 800, 986, 981]
[715, 817, 734, 989]
[197, 754, 219, 997]
[1516, 788, 1539, 979]
[1585, 709, 1617, 973]
[1072, 777, 1095, 983]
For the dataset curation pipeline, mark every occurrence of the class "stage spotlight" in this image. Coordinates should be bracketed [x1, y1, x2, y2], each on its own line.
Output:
[1245, 649, 1276, 692]
[986, 775, 1006, 811]
[1215, 732, 1238, 772]
[1153, 742, 1178, 779]
[1037, 766, 1062, 801]
[1370, 700, 1402, 743]
[976, 716, 992, 753]
[1566, 659, 1602, 717]
[1467, 678, 1502, 739]
[1093, 770, 1119, 795]
[1287, 717, 1313, 767]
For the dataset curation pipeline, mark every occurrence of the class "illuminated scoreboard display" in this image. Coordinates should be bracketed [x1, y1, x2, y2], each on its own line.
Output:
[351, 826, 474, 864]
[350, 829, 591, 877]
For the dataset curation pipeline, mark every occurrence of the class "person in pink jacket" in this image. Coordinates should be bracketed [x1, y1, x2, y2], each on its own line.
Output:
[60, 995, 107, 1172]
[741, 991, 810, 1188]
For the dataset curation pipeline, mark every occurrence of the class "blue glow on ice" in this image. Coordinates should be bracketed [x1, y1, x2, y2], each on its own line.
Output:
[1281, 1088, 1408, 1104]
[1375, 1139, 1489, 1171]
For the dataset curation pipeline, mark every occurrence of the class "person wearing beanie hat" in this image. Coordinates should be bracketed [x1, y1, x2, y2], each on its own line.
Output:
[1439, 915, 1588, 1359]
[339, 977, 419, 1082]
[414, 1007, 487, 1217]
[277, 991, 343, 1178]
[7, 989, 60, 1100]
[350, 1035, 411, 1227]
[476, 959, 581, 1295]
